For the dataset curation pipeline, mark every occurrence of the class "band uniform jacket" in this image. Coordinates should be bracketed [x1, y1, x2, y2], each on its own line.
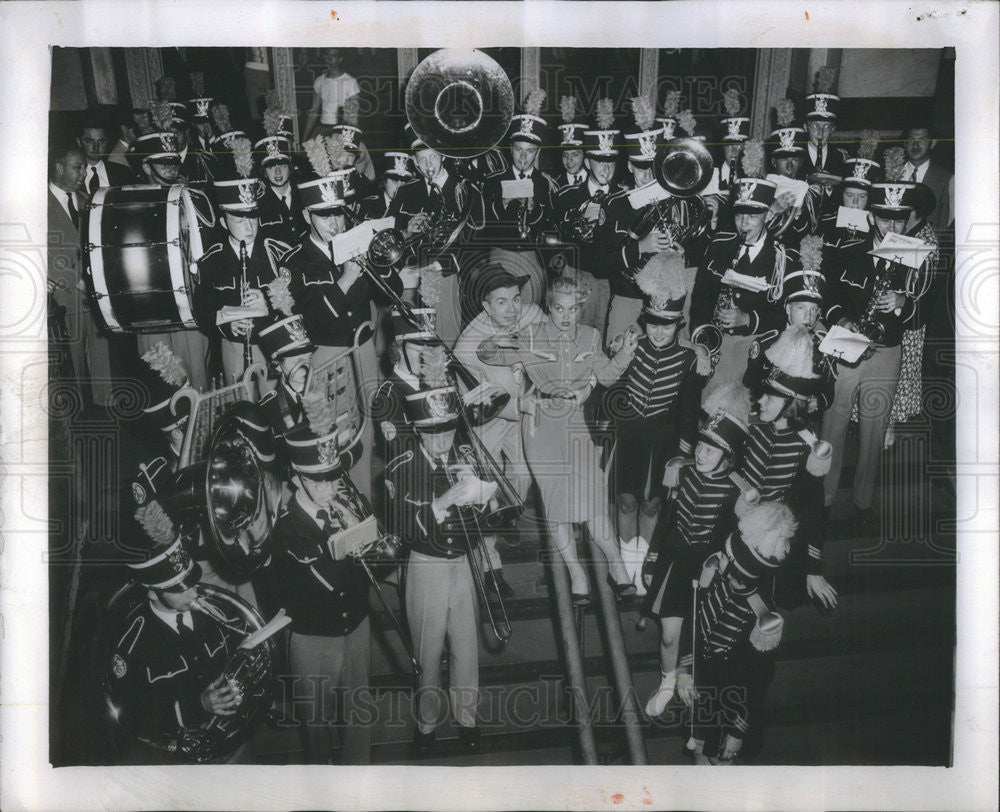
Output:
[743, 327, 837, 412]
[589, 184, 662, 300]
[800, 142, 847, 181]
[480, 166, 556, 246]
[264, 494, 371, 638]
[387, 170, 486, 265]
[106, 601, 234, 752]
[192, 232, 284, 342]
[369, 367, 420, 454]
[282, 236, 403, 347]
[383, 437, 478, 560]
[690, 231, 798, 338]
[257, 183, 308, 246]
[823, 230, 918, 349]
[550, 180, 622, 275]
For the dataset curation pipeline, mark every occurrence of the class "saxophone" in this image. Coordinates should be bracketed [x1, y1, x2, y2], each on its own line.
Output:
[854, 263, 893, 360]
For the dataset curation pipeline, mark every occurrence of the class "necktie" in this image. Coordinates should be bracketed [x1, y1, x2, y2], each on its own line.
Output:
[66, 192, 79, 230]
[88, 167, 100, 195]
[176, 613, 195, 638]
[282, 194, 292, 216]
[817, 146, 825, 170]
[592, 189, 607, 203]
[906, 165, 917, 182]
[737, 244, 749, 266]
[316, 508, 337, 536]
[427, 182, 442, 209]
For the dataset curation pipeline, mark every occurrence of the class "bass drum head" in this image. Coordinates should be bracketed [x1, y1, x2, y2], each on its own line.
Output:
[87, 185, 199, 333]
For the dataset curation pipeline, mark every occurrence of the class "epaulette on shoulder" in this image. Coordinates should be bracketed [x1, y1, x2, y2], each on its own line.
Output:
[758, 328, 780, 344]
[193, 241, 224, 267]
[116, 613, 146, 655]
[714, 230, 739, 242]
[280, 242, 304, 263]
[540, 171, 558, 192]
[605, 187, 630, 204]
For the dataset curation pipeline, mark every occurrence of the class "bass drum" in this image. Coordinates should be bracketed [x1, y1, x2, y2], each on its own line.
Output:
[87, 184, 212, 333]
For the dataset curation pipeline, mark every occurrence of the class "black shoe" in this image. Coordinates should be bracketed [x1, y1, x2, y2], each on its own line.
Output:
[457, 725, 482, 753]
[411, 728, 437, 757]
[607, 573, 637, 601]
[486, 570, 515, 601]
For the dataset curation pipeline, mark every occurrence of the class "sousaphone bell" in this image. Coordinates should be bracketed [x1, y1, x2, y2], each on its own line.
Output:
[162, 401, 283, 575]
[405, 49, 515, 159]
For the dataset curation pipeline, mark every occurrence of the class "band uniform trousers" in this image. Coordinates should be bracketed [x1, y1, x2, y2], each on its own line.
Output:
[288, 617, 372, 765]
[701, 333, 755, 404]
[405, 551, 479, 732]
[219, 336, 266, 389]
[310, 325, 378, 501]
[820, 344, 902, 509]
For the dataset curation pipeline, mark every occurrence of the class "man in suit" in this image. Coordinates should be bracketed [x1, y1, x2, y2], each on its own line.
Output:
[901, 123, 953, 232]
[77, 117, 134, 193]
[48, 145, 114, 407]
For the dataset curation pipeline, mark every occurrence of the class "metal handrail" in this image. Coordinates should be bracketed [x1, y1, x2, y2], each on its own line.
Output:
[544, 535, 598, 764]
[588, 539, 649, 765]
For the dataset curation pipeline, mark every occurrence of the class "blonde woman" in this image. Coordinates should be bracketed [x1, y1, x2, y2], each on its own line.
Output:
[478, 276, 638, 604]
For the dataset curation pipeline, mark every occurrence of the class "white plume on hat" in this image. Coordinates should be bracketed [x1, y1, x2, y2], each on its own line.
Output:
[722, 88, 742, 118]
[634, 249, 687, 306]
[741, 139, 765, 178]
[702, 382, 752, 425]
[631, 95, 656, 131]
[661, 89, 681, 117]
[738, 501, 796, 564]
[560, 95, 578, 124]
[764, 326, 818, 379]
[134, 499, 176, 547]
[141, 342, 187, 386]
[798, 235, 824, 273]
[595, 98, 615, 130]
[523, 88, 546, 117]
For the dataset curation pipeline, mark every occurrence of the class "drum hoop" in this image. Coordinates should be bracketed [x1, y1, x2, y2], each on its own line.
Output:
[166, 185, 195, 327]
[86, 187, 122, 332]
[181, 188, 206, 279]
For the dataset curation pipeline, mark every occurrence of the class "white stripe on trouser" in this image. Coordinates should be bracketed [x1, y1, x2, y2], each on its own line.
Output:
[404, 551, 479, 732]
[820, 344, 902, 509]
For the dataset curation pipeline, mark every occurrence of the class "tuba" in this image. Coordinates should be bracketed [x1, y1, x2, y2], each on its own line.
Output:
[405, 49, 515, 159]
[160, 398, 283, 575]
[633, 138, 715, 250]
[100, 582, 284, 763]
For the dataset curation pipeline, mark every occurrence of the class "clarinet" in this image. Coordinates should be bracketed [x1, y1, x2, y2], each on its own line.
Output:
[239, 240, 253, 374]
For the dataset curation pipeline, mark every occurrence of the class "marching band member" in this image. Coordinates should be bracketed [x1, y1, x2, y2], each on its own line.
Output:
[359, 151, 413, 220]
[675, 502, 798, 764]
[587, 97, 669, 345]
[282, 145, 402, 500]
[266, 420, 373, 765]
[690, 140, 798, 394]
[743, 236, 836, 414]
[481, 89, 555, 308]
[453, 266, 549, 598]
[477, 275, 638, 605]
[716, 88, 750, 194]
[820, 179, 926, 528]
[738, 327, 837, 610]
[766, 99, 815, 250]
[193, 138, 282, 386]
[106, 505, 243, 764]
[255, 125, 307, 246]
[552, 95, 589, 191]
[383, 357, 488, 755]
[818, 129, 881, 244]
[131, 115, 212, 392]
[801, 67, 847, 225]
[614, 251, 707, 594]
[642, 383, 752, 716]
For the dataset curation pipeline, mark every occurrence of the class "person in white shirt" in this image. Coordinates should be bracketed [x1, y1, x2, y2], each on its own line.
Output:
[302, 48, 361, 142]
